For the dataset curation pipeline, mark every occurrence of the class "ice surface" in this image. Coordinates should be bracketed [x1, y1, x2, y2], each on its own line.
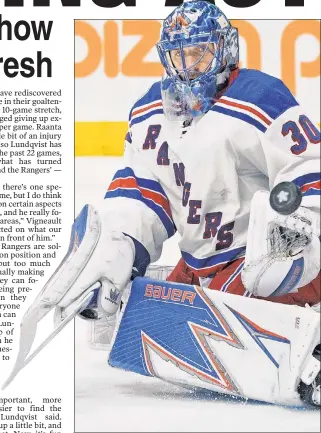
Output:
[75, 157, 320, 433]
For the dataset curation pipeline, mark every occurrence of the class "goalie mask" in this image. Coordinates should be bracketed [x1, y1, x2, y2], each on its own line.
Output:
[157, 0, 239, 121]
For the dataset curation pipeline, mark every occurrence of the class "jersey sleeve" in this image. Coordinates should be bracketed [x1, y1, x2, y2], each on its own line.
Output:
[263, 103, 320, 212]
[102, 127, 176, 277]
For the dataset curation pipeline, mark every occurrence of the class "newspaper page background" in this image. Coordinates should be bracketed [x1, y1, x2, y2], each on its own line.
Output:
[0, 1, 320, 433]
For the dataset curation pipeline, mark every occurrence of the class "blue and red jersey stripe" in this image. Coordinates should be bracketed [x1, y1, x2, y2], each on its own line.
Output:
[105, 167, 175, 238]
[181, 246, 246, 278]
[292, 172, 320, 197]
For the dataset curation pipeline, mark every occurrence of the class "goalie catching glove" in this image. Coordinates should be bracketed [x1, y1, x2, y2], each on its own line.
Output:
[242, 190, 320, 298]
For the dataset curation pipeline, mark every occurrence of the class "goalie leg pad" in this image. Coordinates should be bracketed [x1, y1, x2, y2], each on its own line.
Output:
[108, 277, 320, 407]
[298, 344, 320, 406]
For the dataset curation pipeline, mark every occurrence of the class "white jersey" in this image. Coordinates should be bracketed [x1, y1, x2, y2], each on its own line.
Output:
[103, 69, 320, 278]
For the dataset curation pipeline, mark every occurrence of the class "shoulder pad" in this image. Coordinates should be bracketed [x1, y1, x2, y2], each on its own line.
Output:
[212, 69, 299, 133]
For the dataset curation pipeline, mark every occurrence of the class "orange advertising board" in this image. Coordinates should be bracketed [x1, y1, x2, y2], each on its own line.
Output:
[75, 20, 320, 156]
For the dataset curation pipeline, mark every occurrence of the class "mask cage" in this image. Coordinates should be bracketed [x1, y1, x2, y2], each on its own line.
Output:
[157, 30, 227, 87]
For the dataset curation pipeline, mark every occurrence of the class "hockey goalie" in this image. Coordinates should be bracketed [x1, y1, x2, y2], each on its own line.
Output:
[4, 0, 320, 408]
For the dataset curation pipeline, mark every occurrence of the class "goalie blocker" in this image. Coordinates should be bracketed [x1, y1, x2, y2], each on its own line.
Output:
[109, 277, 320, 407]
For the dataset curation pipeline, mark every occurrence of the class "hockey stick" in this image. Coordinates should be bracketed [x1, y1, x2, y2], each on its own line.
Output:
[2, 263, 175, 389]
[1, 285, 98, 390]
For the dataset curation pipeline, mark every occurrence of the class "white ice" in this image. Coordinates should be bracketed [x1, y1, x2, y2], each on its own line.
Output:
[75, 157, 320, 433]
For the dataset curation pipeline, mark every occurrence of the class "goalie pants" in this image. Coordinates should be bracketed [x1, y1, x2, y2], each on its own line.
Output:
[167, 257, 321, 307]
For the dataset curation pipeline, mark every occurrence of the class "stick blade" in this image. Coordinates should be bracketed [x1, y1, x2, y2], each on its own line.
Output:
[2, 290, 95, 390]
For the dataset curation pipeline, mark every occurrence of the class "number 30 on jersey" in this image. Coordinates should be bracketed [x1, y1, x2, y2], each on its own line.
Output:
[282, 115, 320, 155]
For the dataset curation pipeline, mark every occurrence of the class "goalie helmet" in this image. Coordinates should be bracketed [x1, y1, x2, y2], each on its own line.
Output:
[157, 0, 239, 121]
